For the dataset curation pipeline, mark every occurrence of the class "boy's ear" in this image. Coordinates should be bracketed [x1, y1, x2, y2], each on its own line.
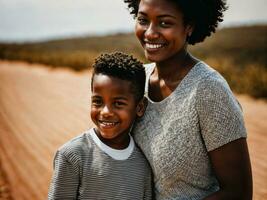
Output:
[136, 97, 148, 118]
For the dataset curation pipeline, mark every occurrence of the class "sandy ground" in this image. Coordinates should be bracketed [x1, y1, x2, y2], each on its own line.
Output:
[0, 61, 266, 200]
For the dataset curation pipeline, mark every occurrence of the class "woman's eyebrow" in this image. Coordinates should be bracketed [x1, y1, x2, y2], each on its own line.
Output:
[137, 12, 177, 19]
[157, 15, 177, 19]
[137, 11, 147, 16]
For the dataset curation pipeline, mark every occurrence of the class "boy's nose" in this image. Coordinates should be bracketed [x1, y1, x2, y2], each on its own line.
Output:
[101, 105, 113, 116]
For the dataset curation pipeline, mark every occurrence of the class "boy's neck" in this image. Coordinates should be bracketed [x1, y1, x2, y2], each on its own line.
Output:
[93, 128, 131, 150]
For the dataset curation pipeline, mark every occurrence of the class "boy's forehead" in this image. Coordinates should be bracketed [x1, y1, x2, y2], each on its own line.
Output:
[92, 74, 133, 92]
[93, 73, 131, 84]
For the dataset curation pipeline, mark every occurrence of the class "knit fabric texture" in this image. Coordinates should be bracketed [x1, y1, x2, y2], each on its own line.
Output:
[133, 61, 247, 200]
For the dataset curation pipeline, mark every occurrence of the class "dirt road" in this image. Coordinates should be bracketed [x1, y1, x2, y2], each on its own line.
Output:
[0, 61, 266, 199]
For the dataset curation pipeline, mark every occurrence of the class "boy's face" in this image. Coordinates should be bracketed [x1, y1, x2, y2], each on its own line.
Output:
[91, 74, 145, 146]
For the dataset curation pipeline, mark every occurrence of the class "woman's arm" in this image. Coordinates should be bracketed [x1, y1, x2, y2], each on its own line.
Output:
[204, 138, 253, 200]
[196, 75, 253, 199]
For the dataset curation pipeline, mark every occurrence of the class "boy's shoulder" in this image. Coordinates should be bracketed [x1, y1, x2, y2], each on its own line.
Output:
[57, 128, 94, 159]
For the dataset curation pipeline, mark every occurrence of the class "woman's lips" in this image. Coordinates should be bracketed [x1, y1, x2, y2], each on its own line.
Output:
[144, 42, 165, 52]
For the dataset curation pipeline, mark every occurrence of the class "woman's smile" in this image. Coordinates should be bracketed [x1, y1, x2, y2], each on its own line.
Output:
[135, 0, 192, 63]
[144, 41, 166, 51]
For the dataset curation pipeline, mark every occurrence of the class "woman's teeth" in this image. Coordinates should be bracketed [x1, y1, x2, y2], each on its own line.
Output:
[145, 43, 163, 49]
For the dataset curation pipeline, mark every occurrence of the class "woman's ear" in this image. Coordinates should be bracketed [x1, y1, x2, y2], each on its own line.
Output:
[186, 23, 194, 37]
[136, 97, 148, 118]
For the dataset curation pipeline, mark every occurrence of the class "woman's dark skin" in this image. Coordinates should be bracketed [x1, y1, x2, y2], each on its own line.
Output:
[134, 0, 253, 199]
[206, 139, 252, 199]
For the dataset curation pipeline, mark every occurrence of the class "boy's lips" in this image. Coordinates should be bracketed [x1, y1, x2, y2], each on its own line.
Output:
[98, 120, 119, 128]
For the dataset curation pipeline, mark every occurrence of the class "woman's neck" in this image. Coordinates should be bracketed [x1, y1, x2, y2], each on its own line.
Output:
[155, 50, 197, 81]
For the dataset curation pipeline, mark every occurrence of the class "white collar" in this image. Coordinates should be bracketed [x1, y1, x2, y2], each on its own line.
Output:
[89, 128, 135, 160]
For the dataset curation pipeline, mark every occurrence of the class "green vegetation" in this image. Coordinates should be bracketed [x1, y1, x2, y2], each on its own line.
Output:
[0, 25, 266, 98]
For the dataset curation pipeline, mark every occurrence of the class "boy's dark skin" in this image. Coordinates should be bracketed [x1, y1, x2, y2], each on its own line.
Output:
[91, 73, 146, 150]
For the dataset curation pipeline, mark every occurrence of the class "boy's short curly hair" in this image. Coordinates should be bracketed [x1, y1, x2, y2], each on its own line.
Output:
[124, 0, 227, 45]
[92, 52, 146, 102]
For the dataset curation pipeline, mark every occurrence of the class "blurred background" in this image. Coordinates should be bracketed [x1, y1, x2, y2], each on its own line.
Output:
[0, 0, 266, 199]
[0, 0, 266, 97]
[0, 0, 266, 42]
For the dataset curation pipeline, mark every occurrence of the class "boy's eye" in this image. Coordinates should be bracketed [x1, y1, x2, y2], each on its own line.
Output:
[114, 101, 127, 107]
[92, 99, 102, 106]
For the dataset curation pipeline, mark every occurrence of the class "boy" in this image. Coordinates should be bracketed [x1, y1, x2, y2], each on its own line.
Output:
[48, 52, 152, 199]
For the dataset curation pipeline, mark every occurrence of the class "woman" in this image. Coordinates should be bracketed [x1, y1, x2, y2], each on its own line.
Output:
[124, 0, 253, 199]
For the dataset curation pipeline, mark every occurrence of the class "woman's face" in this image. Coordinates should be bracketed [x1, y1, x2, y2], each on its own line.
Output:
[135, 0, 193, 63]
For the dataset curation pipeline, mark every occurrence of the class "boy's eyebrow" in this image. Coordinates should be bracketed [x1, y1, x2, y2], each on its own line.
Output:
[114, 96, 128, 101]
[137, 11, 177, 19]
[91, 95, 129, 100]
[91, 94, 101, 98]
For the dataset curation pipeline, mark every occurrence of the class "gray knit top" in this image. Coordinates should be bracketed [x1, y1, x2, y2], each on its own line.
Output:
[132, 62, 247, 200]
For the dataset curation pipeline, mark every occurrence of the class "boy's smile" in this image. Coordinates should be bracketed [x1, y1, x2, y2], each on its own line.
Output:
[91, 74, 144, 149]
[98, 120, 119, 128]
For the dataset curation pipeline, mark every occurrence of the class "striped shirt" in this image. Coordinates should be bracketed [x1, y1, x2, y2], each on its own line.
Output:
[48, 128, 153, 200]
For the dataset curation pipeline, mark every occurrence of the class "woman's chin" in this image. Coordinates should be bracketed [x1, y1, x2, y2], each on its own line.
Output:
[145, 52, 160, 62]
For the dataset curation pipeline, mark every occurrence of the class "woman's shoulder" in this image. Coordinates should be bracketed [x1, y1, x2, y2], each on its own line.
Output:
[196, 62, 233, 96]
[195, 62, 242, 111]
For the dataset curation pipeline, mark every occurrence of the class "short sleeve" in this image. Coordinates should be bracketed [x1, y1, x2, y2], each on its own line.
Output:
[196, 75, 247, 152]
[48, 150, 80, 199]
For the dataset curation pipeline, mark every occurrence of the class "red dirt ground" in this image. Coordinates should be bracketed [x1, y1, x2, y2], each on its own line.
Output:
[0, 61, 266, 200]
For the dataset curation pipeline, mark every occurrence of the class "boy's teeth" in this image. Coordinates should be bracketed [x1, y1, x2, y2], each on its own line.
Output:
[146, 43, 163, 49]
[101, 122, 116, 126]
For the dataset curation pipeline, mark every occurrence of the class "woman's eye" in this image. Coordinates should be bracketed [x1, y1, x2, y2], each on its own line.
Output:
[159, 21, 171, 27]
[137, 17, 148, 25]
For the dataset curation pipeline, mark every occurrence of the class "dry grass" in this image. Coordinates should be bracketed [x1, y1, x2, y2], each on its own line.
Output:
[0, 25, 266, 98]
[205, 58, 267, 98]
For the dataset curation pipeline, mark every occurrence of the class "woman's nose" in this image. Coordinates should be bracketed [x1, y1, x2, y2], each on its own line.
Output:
[145, 23, 159, 40]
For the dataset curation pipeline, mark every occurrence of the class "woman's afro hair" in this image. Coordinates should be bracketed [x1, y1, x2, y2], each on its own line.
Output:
[124, 0, 227, 45]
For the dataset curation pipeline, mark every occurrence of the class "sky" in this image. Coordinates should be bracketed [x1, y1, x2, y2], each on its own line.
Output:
[0, 0, 266, 42]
